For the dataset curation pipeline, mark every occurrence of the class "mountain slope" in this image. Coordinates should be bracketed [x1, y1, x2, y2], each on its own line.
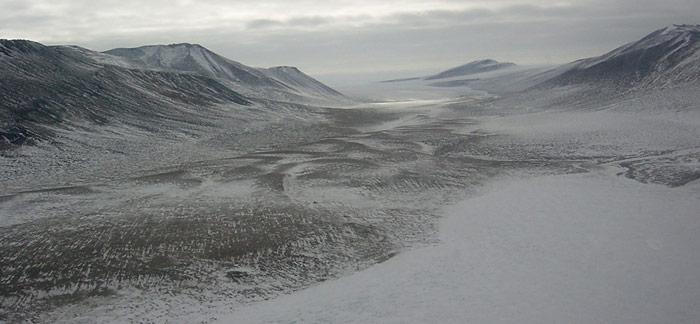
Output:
[104, 44, 347, 103]
[104, 44, 283, 88]
[0, 40, 251, 148]
[425, 59, 516, 80]
[544, 24, 700, 89]
[261, 66, 345, 99]
[1, 40, 351, 149]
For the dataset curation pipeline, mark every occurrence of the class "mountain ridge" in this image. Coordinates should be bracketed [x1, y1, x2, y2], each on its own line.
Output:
[0, 39, 348, 149]
[542, 24, 700, 89]
[102, 43, 347, 102]
[104, 43, 283, 88]
[425, 59, 517, 80]
[261, 66, 345, 99]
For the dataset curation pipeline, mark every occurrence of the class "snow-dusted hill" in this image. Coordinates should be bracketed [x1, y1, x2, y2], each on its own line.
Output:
[401, 25, 700, 96]
[543, 24, 700, 89]
[104, 44, 349, 103]
[0, 40, 250, 149]
[0, 40, 349, 149]
[425, 59, 516, 80]
[104, 43, 283, 88]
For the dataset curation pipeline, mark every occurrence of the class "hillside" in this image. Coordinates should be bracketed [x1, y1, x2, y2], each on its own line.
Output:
[544, 25, 700, 89]
[0, 40, 250, 149]
[104, 44, 348, 103]
[0, 40, 349, 149]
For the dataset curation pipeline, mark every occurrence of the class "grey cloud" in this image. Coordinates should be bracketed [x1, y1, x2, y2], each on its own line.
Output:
[247, 16, 330, 30]
[2, 0, 31, 11]
[247, 19, 283, 29]
[287, 16, 330, 27]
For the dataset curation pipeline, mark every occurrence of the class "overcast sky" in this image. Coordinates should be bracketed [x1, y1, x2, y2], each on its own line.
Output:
[1, 0, 699, 81]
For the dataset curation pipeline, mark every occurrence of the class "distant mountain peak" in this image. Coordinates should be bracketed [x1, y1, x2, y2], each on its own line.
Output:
[165, 42, 204, 48]
[626, 24, 700, 51]
[138, 43, 213, 54]
[268, 66, 301, 72]
[103, 42, 347, 103]
[472, 59, 498, 64]
[104, 43, 282, 87]
[106, 43, 219, 64]
[120, 43, 207, 51]
[425, 59, 516, 80]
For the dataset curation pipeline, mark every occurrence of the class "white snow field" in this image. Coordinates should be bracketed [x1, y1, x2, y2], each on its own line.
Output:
[218, 170, 700, 324]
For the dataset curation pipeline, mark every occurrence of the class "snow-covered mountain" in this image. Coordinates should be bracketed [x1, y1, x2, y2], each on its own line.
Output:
[0, 40, 252, 148]
[0, 40, 349, 149]
[103, 44, 348, 103]
[425, 59, 516, 80]
[104, 43, 283, 88]
[455, 25, 700, 96]
[544, 24, 700, 89]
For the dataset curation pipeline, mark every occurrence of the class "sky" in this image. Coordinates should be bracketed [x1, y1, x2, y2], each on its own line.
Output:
[1, 0, 699, 82]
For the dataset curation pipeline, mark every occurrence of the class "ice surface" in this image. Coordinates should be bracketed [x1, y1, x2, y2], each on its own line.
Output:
[218, 171, 700, 324]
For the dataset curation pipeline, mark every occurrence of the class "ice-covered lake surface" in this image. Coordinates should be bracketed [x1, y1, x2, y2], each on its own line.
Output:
[2, 81, 700, 323]
[218, 172, 700, 324]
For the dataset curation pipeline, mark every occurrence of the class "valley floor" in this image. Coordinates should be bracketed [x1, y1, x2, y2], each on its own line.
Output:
[2, 86, 700, 323]
[217, 170, 700, 324]
[204, 90, 700, 323]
